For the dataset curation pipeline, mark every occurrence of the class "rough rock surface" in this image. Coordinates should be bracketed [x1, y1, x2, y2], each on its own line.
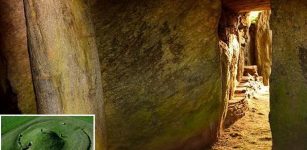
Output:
[213, 86, 272, 150]
[223, 0, 271, 12]
[224, 65, 263, 128]
[237, 13, 252, 81]
[0, 0, 36, 113]
[255, 11, 272, 86]
[91, 0, 222, 149]
[218, 9, 240, 102]
[218, 9, 253, 124]
[219, 41, 232, 129]
[247, 24, 256, 65]
[270, 0, 307, 149]
[224, 96, 248, 128]
[0, 50, 19, 113]
[23, 0, 106, 149]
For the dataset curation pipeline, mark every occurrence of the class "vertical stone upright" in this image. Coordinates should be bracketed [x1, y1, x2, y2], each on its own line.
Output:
[237, 13, 251, 80]
[0, 49, 19, 113]
[23, 0, 106, 149]
[271, 0, 307, 149]
[91, 0, 222, 149]
[218, 9, 242, 104]
[248, 23, 256, 65]
[255, 10, 272, 85]
[0, 0, 36, 113]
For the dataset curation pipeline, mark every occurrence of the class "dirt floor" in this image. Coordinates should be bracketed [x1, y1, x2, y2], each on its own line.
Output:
[212, 86, 272, 150]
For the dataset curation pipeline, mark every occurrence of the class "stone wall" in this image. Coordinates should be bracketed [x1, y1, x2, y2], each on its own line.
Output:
[224, 95, 248, 127]
[0, 49, 19, 113]
[237, 13, 252, 81]
[270, 0, 307, 149]
[247, 24, 256, 65]
[218, 8, 240, 103]
[218, 8, 251, 116]
[0, 0, 36, 114]
[91, 0, 223, 149]
[223, 0, 271, 12]
[255, 11, 272, 86]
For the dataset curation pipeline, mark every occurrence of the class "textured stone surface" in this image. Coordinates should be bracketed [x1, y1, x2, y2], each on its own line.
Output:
[0, 52, 7, 99]
[218, 9, 241, 102]
[223, 0, 271, 12]
[243, 65, 258, 76]
[237, 13, 252, 81]
[224, 96, 248, 127]
[218, 9, 253, 107]
[0, 0, 36, 113]
[224, 66, 263, 128]
[247, 24, 256, 65]
[255, 11, 272, 86]
[91, 0, 222, 149]
[270, 0, 307, 149]
[219, 41, 231, 130]
[228, 35, 240, 100]
[218, 9, 245, 130]
[23, 0, 106, 149]
[0, 50, 19, 113]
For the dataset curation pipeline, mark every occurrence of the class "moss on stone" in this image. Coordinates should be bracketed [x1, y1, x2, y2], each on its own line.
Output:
[270, 0, 307, 148]
[91, 1, 222, 147]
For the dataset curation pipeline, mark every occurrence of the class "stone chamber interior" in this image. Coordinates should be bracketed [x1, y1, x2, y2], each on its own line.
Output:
[0, 0, 307, 150]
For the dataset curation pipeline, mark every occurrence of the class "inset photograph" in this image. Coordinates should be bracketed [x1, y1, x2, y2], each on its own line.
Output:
[1, 115, 94, 150]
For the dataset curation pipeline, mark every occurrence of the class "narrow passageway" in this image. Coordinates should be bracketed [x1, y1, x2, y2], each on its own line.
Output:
[216, 1, 273, 148]
[2, 0, 307, 149]
[212, 86, 272, 150]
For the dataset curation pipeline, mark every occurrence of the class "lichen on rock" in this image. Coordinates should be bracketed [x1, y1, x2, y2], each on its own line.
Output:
[91, 0, 223, 149]
[270, 0, 307, 149]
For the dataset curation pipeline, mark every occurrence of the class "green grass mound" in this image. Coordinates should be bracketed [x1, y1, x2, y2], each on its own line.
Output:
[2, 116, 93, 150]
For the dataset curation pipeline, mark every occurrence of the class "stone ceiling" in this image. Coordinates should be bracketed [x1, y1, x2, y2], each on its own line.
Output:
[223, 0, 271, 12]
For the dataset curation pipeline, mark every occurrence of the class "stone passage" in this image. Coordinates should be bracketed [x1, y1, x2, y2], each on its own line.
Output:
[224, 65, 263, 127]
[212, 85, 272, 150]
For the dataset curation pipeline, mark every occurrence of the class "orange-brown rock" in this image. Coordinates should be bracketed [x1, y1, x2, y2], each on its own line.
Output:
[255, 11, 272, 86]
[244, 65, 258, 76]
[23, 0, 107, 149]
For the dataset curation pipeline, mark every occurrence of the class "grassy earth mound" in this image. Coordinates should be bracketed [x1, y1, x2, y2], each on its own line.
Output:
[1, 116, 93, 150]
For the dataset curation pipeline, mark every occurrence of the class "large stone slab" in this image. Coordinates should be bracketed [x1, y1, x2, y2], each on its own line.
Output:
[255, 11, 272, 86]
[91, 0, 223, 149]
[0, 0, 36, 113]
[270, 0, 307, 149]
[223, 0, 271, 12]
